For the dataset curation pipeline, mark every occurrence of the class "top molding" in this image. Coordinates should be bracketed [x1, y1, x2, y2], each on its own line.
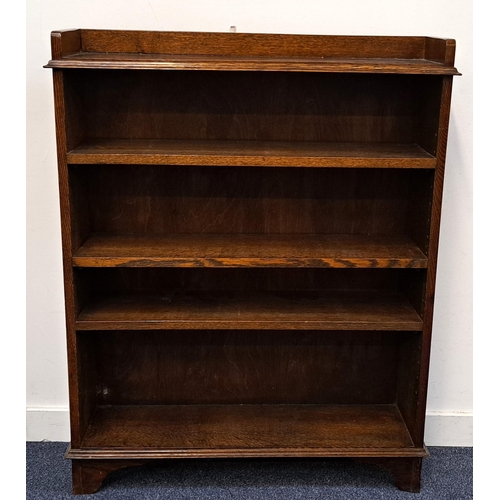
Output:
[45, 29, 460, 75]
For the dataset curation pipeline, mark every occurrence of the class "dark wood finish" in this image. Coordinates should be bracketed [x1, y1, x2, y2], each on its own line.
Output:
[46, 31, 459, 75]
[73, 234, 428, 269]
[71, 166, 420, 236]
[51, 65, 85, 447]
[425, 38, 456, 67]
[396, 333, 423, 443]
[413, 76, 455, 447]
[68, 139, 436, 168]
[80, 330, 405, 405]
[50, 30, 81, 59]
[74, 334, 98, 447]
[72, 404, 423, 456]
[406, 171, 435, 255]
[357, 457, 423, 492]
[47, 30, 458, 494]
[77, 267, 420, 294]
[71, 459, 146, 494]
[75, 291, 422, 331]
[61, 70, 443, 145]
[79, 31, 432, 59]
[47, 53, 460, 74]
[77, 267, 416, 292]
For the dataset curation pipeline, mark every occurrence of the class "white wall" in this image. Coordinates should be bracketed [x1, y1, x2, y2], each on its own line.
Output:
[26, 0, 473, 444]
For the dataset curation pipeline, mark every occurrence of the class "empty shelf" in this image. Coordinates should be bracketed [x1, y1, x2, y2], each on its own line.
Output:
[66, 404, 427, 459]
[73, 234, 428, 269]
[75, 291, 423, 331]
[67, 139, 436, 168]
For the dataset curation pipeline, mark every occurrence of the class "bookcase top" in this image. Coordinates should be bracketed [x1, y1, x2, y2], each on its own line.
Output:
[45, 29, 460, 75]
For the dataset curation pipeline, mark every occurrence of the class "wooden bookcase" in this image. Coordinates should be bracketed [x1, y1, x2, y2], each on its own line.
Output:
[45, 30, 459, 494]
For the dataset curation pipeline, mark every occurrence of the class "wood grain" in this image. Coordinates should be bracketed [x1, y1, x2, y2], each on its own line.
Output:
[71, 459, 145, 495]
[425, 37, 456, 67]
[62, 70, 442, 145]
[73, 234, 428, 269]
[67, 139, 436, 168]
[46, 29, 459, 494]
[84, 330, 404, 405]
[50, 30, 81, 59]
[396, 333, 422, 444]
[75, 290, 423, 331]
[79, 31, 428, 58]
[45, 31, 459, 74]
[412, 76, 455, 447]
[51, 67, 87, 446]
[76, 166, 415, 236]
[46, 53, 459, 75]
[77, 404, 418, 453]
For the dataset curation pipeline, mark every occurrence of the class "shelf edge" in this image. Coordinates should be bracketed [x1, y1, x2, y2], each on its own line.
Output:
[75, 320, 424, 331]
[72, 257, 429, 269]
[66, 154, 437, 169]
[66, 446, 429, 460]
[45, 58, 460, 75]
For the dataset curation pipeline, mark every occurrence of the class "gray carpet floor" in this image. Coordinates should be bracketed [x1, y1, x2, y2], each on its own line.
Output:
[27, 443, 472, 499]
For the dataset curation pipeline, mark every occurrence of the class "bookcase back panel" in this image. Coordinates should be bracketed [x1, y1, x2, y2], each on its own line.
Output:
[63, 70, 442, 148]
[81, 330, 403, 405]
[78, 268, 411, 293]
[71, 166, 431, 236]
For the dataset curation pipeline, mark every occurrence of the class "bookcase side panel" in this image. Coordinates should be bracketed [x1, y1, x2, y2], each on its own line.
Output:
[52, 69, 84, 446]
[414, 76, 455, 446]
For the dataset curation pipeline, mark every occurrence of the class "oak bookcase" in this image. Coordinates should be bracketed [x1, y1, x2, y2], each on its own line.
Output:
[45, 30, 459, 494]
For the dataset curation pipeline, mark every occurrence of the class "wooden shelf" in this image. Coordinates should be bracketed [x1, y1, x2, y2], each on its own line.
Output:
[75, 291, 423, 331]
[47, 30, 459, 75]
[67, 404, 426, 459]
[73, 234, 428, 269]
[67, 139, 436, 168]
[47, 52, 460, 74]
